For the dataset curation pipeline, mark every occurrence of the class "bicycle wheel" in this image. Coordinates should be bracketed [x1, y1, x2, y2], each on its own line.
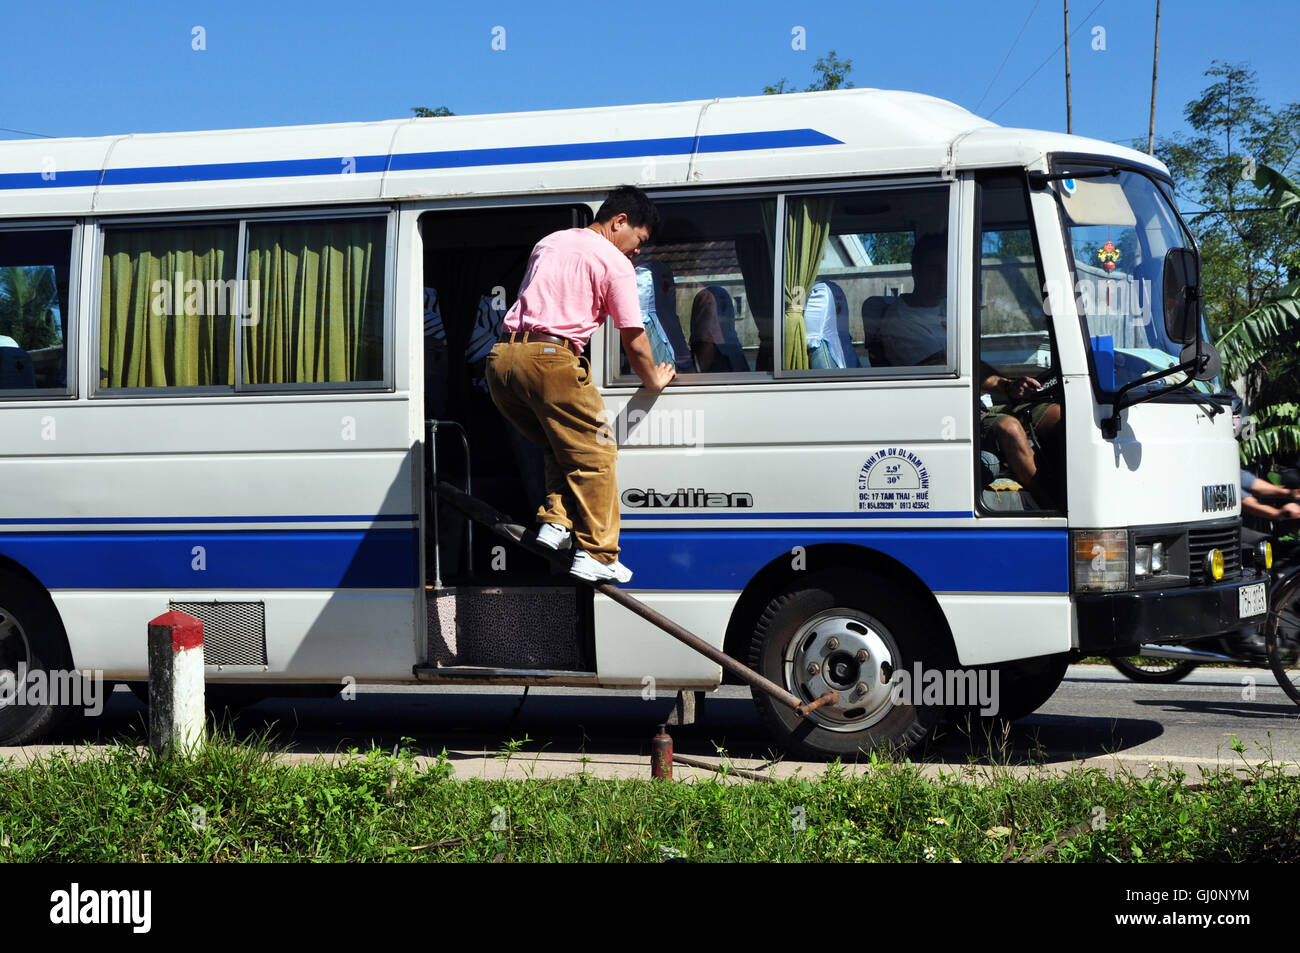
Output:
[1266, 575, 1300, 705]
[1109, 655, 1199, 682]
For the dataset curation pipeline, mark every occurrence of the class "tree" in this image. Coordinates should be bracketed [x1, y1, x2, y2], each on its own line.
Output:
[411, 106, 454, 118]
[1150, 62, 1300, 469]
[1215, 164, 1300, 464]
[764, 51, 854, 95]
[0, 266, 60, 350]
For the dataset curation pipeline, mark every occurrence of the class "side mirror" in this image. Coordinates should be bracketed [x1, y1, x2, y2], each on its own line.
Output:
[1163, 248, 1200, 345]
[1179, 340, 1222, 381]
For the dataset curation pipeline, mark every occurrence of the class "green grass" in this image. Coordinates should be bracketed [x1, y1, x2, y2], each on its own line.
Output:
[0, 732, 1296, 862]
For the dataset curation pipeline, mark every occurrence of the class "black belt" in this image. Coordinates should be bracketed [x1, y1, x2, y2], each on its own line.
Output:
[498, 331, 578, 354]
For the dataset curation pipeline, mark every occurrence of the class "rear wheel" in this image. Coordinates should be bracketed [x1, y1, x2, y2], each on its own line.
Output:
[1109, 655, 1199, 683]
[0, 569, 77, 746]
[748, 570, 948, 759]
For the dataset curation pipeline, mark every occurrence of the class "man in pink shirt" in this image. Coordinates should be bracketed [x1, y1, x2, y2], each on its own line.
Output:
[486, 186, 676, 583]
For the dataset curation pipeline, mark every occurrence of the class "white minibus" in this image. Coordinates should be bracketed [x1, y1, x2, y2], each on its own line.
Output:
[0, 89, 1265, 756]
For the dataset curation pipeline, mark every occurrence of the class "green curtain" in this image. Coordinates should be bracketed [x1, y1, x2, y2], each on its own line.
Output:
[244, 219, 385, 384]
[740, 201, 778, 371]
[782, 197, 834, 370]
[100, 227, 235, 388]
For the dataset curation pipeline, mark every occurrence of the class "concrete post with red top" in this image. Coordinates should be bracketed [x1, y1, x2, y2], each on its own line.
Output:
[147, 611, 205, 757]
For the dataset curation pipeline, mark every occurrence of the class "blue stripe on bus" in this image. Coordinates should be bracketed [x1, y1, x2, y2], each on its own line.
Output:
[0, 523, 1065, 593]
[0, 529, 418, 590]
[619, 528, 1071, 593]
[0, 514, 417, 526]
[0, 129, 842, 190]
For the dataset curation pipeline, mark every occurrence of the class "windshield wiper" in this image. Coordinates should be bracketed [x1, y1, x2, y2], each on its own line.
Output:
[1028, 166, 1122, 187]
[1100, 349, 1219, 438]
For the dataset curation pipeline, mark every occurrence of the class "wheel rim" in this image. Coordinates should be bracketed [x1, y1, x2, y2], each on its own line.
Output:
[0, 606, 32, 710]
[782, 608, 901, 732]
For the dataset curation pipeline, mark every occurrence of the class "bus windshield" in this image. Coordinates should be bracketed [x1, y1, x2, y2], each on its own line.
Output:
[1057, 166, 1216, 395]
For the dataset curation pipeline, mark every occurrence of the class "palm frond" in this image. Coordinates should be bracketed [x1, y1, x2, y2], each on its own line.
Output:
[1253, 163, 1300, 228]
[1215, 286, 1300, 378]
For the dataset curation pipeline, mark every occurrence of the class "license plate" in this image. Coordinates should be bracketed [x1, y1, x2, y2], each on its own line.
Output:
[1239, 582, 1267, 619]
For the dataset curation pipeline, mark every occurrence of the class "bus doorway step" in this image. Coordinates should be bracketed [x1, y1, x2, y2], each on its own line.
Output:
[425, 585, 587, 671]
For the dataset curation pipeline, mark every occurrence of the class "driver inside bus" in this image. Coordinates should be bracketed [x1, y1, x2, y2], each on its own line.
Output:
[881, 233, 1063, 507]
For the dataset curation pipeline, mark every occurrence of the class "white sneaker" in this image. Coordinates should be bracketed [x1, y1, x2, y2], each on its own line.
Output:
[570, 551, 633, 583]
[535, 523, 572, 551]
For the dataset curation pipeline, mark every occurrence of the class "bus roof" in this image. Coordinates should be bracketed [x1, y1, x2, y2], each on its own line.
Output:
[0, 88, 1169, 217]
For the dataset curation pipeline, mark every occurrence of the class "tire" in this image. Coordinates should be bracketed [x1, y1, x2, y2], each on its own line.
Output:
[1266, 575, 1300, 706]
[981, 653, 1070, 722]
[1109, 655, 1199, 683]
[748, 569, 949, 760]
[0, 568, 77, 746]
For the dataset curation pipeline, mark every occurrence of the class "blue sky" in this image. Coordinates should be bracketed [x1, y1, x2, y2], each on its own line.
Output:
[0, 0, 1294, 149]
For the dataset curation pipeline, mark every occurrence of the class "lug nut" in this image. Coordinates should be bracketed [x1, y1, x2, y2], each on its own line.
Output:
[807, 662, 820, 676]
[855, 649, 869, 662]
[855, 682, 869, 696]
[826, 637, 840, 650]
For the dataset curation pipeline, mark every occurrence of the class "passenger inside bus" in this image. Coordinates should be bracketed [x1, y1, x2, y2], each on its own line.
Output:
[883, 233, 1063, 507]
[633, 260, 694, 373]
[804, 280, 862, 369]
[0, 335, 35, 388]
[689, 286, 748, 373]
[879, 233, 949, 366]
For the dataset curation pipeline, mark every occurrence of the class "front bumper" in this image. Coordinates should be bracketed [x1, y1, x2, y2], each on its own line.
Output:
[1075, 570, 1269, 654]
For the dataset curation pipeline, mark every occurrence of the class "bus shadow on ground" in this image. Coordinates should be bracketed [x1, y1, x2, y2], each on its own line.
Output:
[49, 688, 1202, 769]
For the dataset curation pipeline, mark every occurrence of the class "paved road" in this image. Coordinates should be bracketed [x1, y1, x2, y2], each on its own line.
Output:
[25, 664, 1299, 777]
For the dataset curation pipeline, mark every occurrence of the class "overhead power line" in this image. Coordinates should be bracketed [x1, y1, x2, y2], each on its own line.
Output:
[987, 0, 1107, 120]
[974, 0, 1043, 113]
[0, 125, 54, 139]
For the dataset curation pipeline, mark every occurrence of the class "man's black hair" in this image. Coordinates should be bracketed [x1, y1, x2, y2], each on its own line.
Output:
[595, 185, 660, 234]
[911, 232, 947, 269]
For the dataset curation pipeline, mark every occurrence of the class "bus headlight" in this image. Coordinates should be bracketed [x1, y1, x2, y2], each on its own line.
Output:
[1204, 549, 1225, 581]
[1135, 545, 1151, 577]
[1258, 540, 1273, 570]
[1135, 541, 1167, 578]
[1073, 530, 1129, 591]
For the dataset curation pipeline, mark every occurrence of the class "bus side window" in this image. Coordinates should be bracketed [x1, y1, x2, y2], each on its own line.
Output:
[0, 227, 74, 394]
[614, 195, 775, 381]
[99, 224, 239, 390]
[243, 216, 387, 386]
[779, 187, 951, 373]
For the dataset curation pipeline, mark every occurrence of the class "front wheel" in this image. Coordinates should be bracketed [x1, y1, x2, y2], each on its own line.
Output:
[1266, 575, 1300, 705]
[1109, 655, 1199, 683]
[748, 570, 949, 759]
[0, 569, 78, 746]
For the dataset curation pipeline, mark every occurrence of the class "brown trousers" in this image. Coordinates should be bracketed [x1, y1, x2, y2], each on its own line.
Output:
[484, 340, 620, 563]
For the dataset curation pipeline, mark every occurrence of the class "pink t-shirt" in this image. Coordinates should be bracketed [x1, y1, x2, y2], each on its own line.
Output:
[501, 227, 642, 353]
